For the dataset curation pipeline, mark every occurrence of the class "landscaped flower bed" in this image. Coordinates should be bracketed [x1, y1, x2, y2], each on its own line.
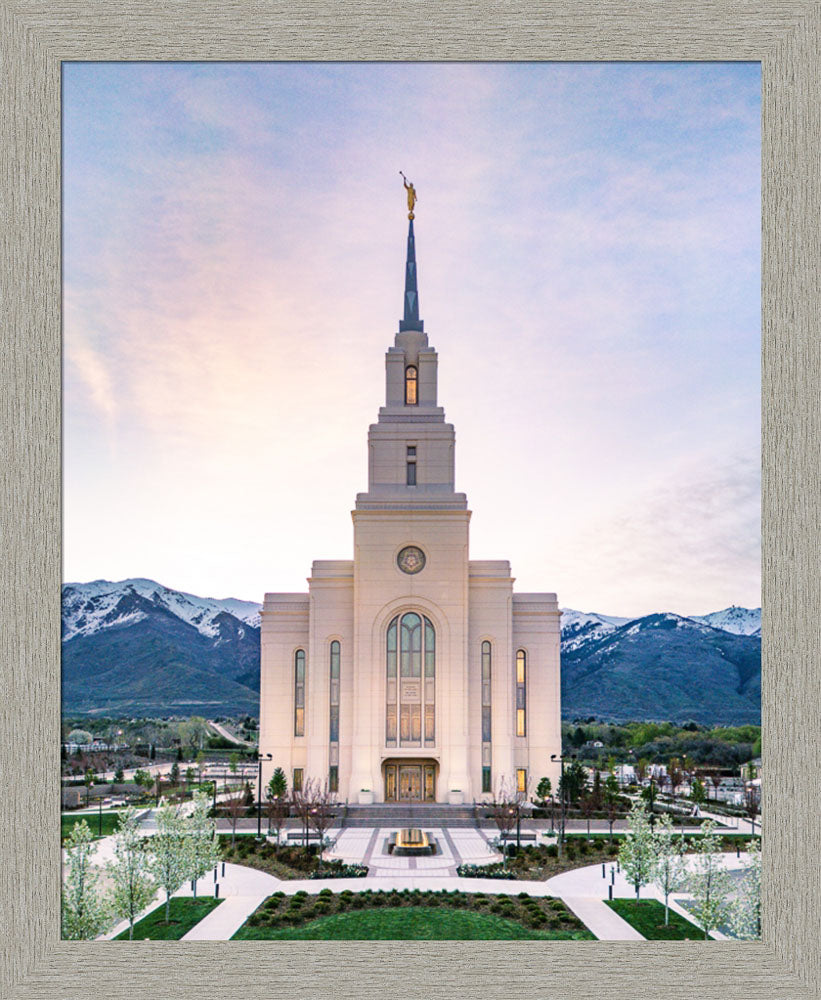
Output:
[218, 837, 368, 879]
[233, 888, 592, 939]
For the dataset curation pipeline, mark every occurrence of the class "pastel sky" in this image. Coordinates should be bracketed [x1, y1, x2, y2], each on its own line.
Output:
[63, 62, 761, 618]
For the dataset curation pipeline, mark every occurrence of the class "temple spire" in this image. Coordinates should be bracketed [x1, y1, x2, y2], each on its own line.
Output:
[399, 219, 424, 332]
[398, 174, 423, 332]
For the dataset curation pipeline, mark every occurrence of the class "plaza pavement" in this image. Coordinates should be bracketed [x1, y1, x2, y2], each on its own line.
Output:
[83, 815, 755, 942]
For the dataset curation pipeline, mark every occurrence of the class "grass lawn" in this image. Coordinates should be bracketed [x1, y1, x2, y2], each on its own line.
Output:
[113, 897, 223, 940]
[233, 906, 591, 940]
[62, 811, 125, 842]
[606, 899, 706, 940]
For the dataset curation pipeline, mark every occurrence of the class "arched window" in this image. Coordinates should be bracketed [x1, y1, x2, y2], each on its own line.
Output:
[515, 649, 527, 737]
[405, 365, 418, 405]
[386, 612, 435, 747]
[294, 649, 306, 737]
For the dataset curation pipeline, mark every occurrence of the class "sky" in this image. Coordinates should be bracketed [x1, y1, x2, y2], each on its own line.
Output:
[62, 62, 761, 618]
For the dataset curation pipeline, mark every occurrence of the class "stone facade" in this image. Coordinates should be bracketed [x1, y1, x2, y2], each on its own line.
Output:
[259, 218, 561, 804]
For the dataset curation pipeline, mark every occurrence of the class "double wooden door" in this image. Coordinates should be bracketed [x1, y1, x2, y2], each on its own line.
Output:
[385, 763, 436, 802]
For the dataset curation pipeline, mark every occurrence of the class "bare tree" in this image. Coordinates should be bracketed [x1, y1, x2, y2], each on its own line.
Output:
[743, 782, 761, 836]
[265, 791, 290, 853]
[668, 758, 684, 797]
[303, 778, 338, 872]
[489, 777, 522, 869]
[710, 772, 723, 801]
[224, 791, 246, 848]
[579, 790, 596, 841]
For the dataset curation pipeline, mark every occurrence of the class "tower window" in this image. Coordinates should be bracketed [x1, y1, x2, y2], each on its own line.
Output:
[406, 445, 417, 486]
[294, 648, 306, 737]
[405, 365, 418, 405]
[482, 767, 492, 794]
[517, 768, 528, 794]
[516, 649, 527, 737]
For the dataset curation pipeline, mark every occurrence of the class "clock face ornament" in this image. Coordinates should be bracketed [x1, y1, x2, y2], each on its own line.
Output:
[397, 545, 426, 574]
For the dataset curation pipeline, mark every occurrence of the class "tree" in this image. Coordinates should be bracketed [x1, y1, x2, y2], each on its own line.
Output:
[61, 820, 109, 940]
[133, 769, 152, 798]
[668, 758, 684, 797]
[559, 760, 588, 806]
[744, 782, 761, 835]
[67, 729, 93, 746]
[113, 766, 125, 785]
[710, 772, 723, 800]
[684, 819, 734, 939]
[590, 769, 603, 810]
[579, 791, 596, 841]
[640, 777, 659, 823]
[195, 750, 207, 784]
[149, 743, 156, 761]
[729, 838, 761, 939]
[603, 774, 620, 844]
[268, 767, 288, 800]
[176, 744, 184, 762]
[179, 716, 209, 754]
[618, 803, 657, 899]
[265, 788, 290, 852]
[690, 778, 707, 809]
[303, 778, 337, 871]
[224, 791, 247, 848]
[534, 776, 552, 807]
[170, 760, 180, 787]
[634, 758, 649, 785]
[243, 779, 254, 808]
[83, 768, 95, 807]
[148, 804, 190, 923]
[651, 814, 686, 925]
[107, 808, 156, 940]
[186, 792, 221, 898]
[185, 767, 196, 790]
[489, 777, 522, 869]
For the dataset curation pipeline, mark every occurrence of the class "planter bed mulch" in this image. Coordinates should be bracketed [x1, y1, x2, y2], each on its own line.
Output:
[233, 888, 593, 939]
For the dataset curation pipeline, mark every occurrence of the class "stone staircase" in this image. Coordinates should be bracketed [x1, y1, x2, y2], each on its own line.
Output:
[341, 802, 484, 829]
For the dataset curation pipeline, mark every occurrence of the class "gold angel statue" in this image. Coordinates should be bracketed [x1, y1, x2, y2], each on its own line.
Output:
[399, 171, 417, 219]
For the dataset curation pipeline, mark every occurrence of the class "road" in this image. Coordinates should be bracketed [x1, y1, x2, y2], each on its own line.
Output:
[208, 720, 255, 747]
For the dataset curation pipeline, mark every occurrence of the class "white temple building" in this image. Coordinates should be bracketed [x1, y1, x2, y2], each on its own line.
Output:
[259, 193, 561, 804]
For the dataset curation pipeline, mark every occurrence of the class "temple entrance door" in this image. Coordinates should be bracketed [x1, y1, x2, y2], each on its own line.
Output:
[399, 765, 422, 801]
[385, 765, 397, 801]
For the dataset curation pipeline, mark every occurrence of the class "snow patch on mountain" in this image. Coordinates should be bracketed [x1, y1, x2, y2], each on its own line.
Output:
[62, 578, 261, 641]
[692, 605, 761, 637]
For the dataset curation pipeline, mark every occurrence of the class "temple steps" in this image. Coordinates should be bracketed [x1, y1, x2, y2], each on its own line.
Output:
[340, 803, 482, 828]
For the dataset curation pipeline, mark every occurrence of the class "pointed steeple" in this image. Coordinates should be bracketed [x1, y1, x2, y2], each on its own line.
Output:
[399, 219, 424, 332]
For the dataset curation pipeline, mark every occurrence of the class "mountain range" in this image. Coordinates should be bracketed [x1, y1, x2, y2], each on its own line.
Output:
[61, 578, 761, 723]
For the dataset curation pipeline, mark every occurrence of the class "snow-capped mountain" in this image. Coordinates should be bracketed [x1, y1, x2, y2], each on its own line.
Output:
[60, 580, 760, 721]
[691, 605, 761, 637]
[559, 608, 632, 652]
[62, 578, 261, 642]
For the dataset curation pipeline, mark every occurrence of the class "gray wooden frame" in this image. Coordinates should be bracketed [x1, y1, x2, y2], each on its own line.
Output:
[1, 1, 819, 997]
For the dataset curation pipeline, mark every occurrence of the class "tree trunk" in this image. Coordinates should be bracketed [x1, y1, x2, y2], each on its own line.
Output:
[165, 891, 171, 923]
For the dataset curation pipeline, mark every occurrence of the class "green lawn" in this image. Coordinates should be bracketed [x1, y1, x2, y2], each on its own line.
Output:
[233, 905, 592, 940]
[113, 897, 223, 940]
[62, 811, 125, 842]
[606, 899, 706, 940]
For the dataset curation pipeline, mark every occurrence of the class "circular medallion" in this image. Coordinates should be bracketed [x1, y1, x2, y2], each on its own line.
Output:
[397, 545, 426, 575]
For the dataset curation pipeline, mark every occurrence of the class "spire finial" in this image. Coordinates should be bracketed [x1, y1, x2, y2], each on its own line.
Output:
[400, 171, 417, 220]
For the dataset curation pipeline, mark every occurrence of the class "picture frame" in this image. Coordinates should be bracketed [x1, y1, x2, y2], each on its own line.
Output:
[2, 1, 818, 997]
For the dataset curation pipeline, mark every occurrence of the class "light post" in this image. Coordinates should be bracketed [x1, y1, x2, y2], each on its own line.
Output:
[256, 752, 273, 841]
[551, 752, 577, 858]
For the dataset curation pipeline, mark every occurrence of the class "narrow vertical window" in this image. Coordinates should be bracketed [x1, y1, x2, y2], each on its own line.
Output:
[294, 648, 306, 737]
[328, 765, 339, 793]
[406, 445, 417, 486]
[481, 641, 492, 741]
[482, 766, 492, 794]
[405, 365, 418, 405]
[517, 768, 527, 794]
[516, 649, 526, 737]
[293, 767, 303, 793]
[329, 640, 340, 742]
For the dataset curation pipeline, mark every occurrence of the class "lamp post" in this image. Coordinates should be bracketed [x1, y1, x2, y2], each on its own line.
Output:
[256, 752, 273, 840]
[551, 752, 577, 858]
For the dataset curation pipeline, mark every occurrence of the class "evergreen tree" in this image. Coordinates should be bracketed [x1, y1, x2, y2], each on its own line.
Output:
[729, 837, 762, 939]
[62, 820, 110, 940]
[685, 819, 734, 939]
[619, 803, 657, 899]
[651, 814, 687, 925]
[107, 808, 156, 940]
[267, 767, 288, 799]
[113, 766, 125, 784]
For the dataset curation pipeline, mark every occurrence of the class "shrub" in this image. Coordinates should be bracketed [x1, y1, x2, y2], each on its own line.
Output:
[351, 894, 366, 909]
[318, 888, 333, 898]
[545, 845, 558, 858]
